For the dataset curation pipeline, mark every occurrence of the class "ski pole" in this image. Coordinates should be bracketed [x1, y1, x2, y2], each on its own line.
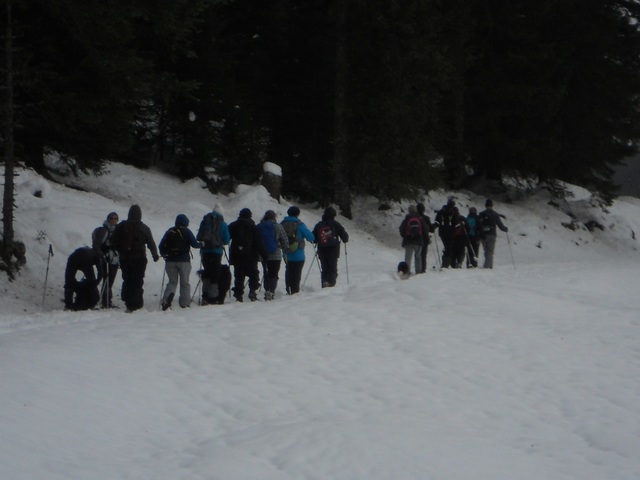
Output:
[302, 249, 319, 289]
[42, 244, 53, 309]
[344, 243, 350, 285]
[506, 231, 516, 270]
[159, 267, 166, 308]
[433, 235, 442, 271]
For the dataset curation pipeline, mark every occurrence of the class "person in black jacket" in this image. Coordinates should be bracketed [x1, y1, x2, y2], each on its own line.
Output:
[64, 247, 101, 311]
[110, 204, 159, 312]
[158, 214, 202, 310]
[479, 199, 508, 269]
[228, 208, 267, 302]
[312, 207, 349, 287]
[433, 198, 459, 268]
[416, 203, 433, 273]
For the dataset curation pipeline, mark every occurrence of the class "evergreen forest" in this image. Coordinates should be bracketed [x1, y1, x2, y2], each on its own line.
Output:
[3, 0, 640, 214]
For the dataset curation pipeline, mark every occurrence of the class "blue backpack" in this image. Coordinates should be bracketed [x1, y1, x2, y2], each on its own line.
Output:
[257, 220, 279, 254]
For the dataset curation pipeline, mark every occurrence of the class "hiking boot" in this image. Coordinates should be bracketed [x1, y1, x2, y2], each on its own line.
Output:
[234, 295, 243, 303]
[248, 291, 258, 302]
[264, 291, 274, 301]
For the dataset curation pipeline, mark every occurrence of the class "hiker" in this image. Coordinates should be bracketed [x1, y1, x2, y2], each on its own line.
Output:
[110, 204, 159, 312]
[228, 208, 268, 302]
[196, 203, 231, 305]
[159, 214, 203, 310]
[63, 246, 101, 311]
[479, 199, 509, 269]
[312, 206, 349, 288]
[257, 210, 289, 300]
[433, 198, 459, 268]
[399, 205, 430, 275]
[451, 214, 468, 268]
[465, 207, 480, 268]
[92, 211, 120, 308]
[416, 203, 433, 273]
[281, 206, 315, 295]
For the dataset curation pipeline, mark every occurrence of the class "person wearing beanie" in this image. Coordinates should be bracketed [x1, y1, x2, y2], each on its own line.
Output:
[280, 206, 315, 294]
[416, 203, 433, 273]
[111, 204, 160, 312]
[158, 214, 203, 310]
[478, 199, 508, 269]
[256, 210, 290, 300]
[196, 203, 231, 305]
[433, 197, 462, 268]
[91, 211, 121, 308]
[228, 208, 268, 302]
[312, 206, 349, 288]
[399, 205, 430, 275]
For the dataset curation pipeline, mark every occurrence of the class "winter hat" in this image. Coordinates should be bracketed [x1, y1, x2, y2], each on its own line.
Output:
[239, 208, 252, 219]
[485, 198, 493, 207]
[416, 203, 425, 214]
[263, 210, 276, 221]
[324, 206, 337, 219]
[287, 206, 301, 217]
[469, 207, 477, 215]
[447, 198, 456, 208]
[175, 214, 189, 227]
[106, 212, 118, 221]
[213, 202, 224, 215]
[128, 204, 142, 222]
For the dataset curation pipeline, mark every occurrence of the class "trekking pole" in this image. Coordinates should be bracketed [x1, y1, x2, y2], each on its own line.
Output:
[159, 267, 166, 308]
[506, 231, 516, 270]
[302, 249, 319, 289]
[42, 244, 54, 309]
[462, 227, 478, 267]
[344, 243, 350, 285]
[433, 236, 442, 271]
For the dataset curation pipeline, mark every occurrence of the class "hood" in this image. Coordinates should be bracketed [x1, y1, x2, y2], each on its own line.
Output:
[128, 204, 142, 222]
[175, 214, 189, 227]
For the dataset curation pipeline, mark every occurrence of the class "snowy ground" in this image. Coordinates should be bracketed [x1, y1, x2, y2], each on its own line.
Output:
[1, 163, 639, 480]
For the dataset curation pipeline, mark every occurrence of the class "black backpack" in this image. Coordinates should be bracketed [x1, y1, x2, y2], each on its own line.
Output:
[160, 227, 186, 256]
[282, 220, 300, 252]
[480, 212, 492, 233]
[317, 223, 338, 247]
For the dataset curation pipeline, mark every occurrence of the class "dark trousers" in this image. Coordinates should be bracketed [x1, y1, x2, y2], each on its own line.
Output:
[420, 242, 429, 273]
[264, 260, 281, 293]
[120, 256, 148, 311]
[285, 260, 305, 294]
[232, 261, 260, 299]
[64, 249, 100, 311]
[201, 252, 223, 303]
[467, 237, 480, 267]
[318, 245, 340, 287]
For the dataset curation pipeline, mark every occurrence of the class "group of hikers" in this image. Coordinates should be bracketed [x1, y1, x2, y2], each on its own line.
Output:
[399, 197, 509, 276]
[63, 197, 508, 312]
[63, 204, 349, 312]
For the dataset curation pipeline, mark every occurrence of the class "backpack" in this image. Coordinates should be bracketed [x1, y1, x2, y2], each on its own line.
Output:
[197, 213, 222, 249]
[257, 221, 278, 255]
[480, 212, 492, 233]
[118, 221, 141, 253]
[317, 224, 338, 247]
[160, 227, 186, 256]
[92, 226, 109, 254]
[405, 217, 423, 239]
[282, 220, 300, 252]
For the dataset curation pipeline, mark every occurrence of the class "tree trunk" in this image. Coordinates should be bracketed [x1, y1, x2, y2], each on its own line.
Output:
[2, 0, 17, 272]
[333, 0, 352, 219]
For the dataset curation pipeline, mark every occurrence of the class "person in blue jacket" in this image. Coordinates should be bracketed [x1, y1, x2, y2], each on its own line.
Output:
[159, 214, 203, 310]
[280, 206, 315, 294]
[197, 203, 231, 305]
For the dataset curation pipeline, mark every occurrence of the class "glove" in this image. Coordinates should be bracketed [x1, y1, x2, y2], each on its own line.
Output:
[153, 254, 160, 262]
[505, 227, 509, 233]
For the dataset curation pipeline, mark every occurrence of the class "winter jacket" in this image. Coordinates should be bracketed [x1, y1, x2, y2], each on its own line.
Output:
[258, 219, 289, 262]
[399, 214, 429, 247]
[92, 221, 119, 265]
[228, 217, 267, 266]
[434, 205, 461, 243]
[159, 214, 202, 262]
[111, 205, 159, 262]
[466, 213, 479, 238]
[478, 208, 509, 237]
[281, 216, 315, 262]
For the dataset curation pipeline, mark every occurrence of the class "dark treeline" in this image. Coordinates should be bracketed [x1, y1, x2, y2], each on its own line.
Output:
[4, 0, 640, 211]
